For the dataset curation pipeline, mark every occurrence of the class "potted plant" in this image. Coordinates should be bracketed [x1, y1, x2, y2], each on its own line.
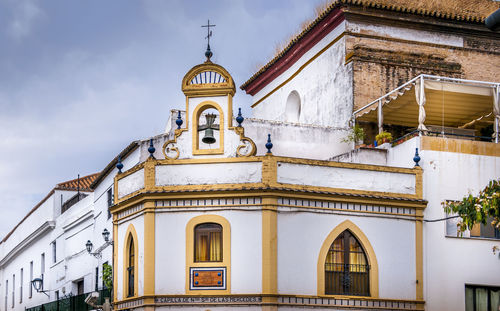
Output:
[375, 131, 393, 145]
[342, 124, 365, 147]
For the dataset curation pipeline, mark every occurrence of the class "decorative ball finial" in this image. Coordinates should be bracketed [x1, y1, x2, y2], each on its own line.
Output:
[413, 148, 421, 167]
[176, 111, 183, 129]
[266, 134, 273, 154]
[148, 139, 156, 158]
[205, 44, 213, 61]
[236, 108, 244, 127]
[116, 156, 124, 173]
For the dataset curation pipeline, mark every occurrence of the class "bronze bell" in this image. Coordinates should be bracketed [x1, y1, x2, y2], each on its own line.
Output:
[199, 113, 218, 145]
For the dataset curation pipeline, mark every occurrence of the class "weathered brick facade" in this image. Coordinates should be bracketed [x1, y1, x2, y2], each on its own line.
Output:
[344, 8, 500, 111]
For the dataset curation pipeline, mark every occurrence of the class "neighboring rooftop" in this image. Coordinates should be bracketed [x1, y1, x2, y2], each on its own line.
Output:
[56, 173, 99, 191]
[241, 0, 500, 91]
[1, 173, 98, 243]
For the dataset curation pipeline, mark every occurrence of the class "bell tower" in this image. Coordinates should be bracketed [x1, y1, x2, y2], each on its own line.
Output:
[162, 22, 256, 160]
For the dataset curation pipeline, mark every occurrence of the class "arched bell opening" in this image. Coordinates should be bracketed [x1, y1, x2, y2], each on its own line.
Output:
[192, 101, 225, 155]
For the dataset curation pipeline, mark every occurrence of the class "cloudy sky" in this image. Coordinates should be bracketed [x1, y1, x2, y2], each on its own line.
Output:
[0, 0, 326, 238]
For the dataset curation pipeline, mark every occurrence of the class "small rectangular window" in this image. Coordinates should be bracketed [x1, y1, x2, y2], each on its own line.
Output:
[95, 266, 99, 291]
[12, 274, 15, 308]
[52, 241, 57, 263]
[29, 261, 33, 298]
[5, 280, 8, 311]
[107, 188, 113, 219]
[41, 253, 45, 274]
[465, 285, 500, 311]
[19, 269, 23, 304]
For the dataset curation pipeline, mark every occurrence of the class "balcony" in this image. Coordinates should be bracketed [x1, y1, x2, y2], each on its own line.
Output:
[353, 75, 500, 149]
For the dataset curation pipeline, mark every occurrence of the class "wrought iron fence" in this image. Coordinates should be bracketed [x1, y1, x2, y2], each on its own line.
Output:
[26, 288, 111, 311]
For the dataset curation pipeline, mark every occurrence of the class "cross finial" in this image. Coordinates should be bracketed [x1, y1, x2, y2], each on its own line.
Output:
[201, 19, 216, 61]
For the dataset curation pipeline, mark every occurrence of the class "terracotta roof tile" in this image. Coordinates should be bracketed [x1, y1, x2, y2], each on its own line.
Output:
[55, 173, 99, 191]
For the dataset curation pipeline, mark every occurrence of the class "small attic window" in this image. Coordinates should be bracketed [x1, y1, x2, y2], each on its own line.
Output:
[285, 90, 301, 123]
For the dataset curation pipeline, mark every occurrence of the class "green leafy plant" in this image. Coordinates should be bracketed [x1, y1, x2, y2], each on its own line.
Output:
[375, 131, 392, 145]
[443, 179, 500, 235]
[103, 263, 113, 289]
[342, 124, 365, 145]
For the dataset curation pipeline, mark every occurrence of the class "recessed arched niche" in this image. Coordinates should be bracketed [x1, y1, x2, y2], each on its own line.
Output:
[285, 90, 301, 123]
[192, 101, 224, 155]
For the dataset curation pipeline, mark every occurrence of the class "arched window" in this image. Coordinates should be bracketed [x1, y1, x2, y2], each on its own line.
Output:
[325, 230, 369, 296]
[285, 90, 301, 122]
[127, 236, 135, 297]
[194, 223, 222, 262]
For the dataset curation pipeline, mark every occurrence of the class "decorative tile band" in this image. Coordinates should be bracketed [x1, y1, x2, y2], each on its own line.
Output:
[278, 197, 416, 216]
[115, 298, 144, 310]
[156, 197, 262, 208]
[116, 203, 143, 219]
[115, 295, 420, 310]
[278, 296, 419, 310]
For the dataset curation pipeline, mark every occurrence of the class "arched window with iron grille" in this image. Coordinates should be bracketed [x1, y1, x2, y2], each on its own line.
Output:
[325, 230, 370, 296]
[127, 236, 135, 297]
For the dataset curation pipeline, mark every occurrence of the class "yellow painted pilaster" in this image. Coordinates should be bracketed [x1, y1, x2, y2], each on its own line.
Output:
[143, 201, 156, 299]
[262, 196, 278, 310]
[144, 158, 156, 190]
[415, 209, 423, 301]
[414, 166, 423, 199]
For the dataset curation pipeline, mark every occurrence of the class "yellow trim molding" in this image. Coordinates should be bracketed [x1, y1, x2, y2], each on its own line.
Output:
[262, 196, 278, 307]
[421, 136, 500, 157]
[123, 223, 139, 299]
[192, 101, 224, 155]
[185, 214, 231, 294]
[182, 61, 236, 97]
[143, 202, 155, 296]
[317, 220, 379, 297]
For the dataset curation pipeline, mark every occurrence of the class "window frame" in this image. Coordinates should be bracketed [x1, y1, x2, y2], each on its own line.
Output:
[122, 224, 138, 299]
[317, 220, 379, 297]
[194, 223, 223, 262]
[324, 230, 370, 296]
[185, 215, 231, 294]
[465, 284, 500, 311]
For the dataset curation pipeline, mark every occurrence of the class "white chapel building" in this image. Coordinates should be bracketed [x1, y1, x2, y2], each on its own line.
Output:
[1, 1, 499, 311]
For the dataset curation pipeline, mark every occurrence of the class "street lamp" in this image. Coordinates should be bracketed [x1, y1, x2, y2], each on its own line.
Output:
[86, 240, 93, 253]
[86, 229, 113, 259]
[31, 275, 49, 297]
[102, 229, 110, 242]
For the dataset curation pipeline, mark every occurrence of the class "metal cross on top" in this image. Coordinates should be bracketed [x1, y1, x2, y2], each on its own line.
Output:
[202, 19, 216, 60]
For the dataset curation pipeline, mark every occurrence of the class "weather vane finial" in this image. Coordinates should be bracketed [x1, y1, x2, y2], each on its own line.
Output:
[202, 19, 216, 61]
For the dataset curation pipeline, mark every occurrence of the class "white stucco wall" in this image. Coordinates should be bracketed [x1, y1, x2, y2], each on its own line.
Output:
[155, 162, 262, 186]
[252, 22, 353, 129]
[154, 210, 262, 295]
[417, 149, 500, 311]
[118, 168, 145, 199]
[277, 212, 416, 299]
[277, 162, 416, 194]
